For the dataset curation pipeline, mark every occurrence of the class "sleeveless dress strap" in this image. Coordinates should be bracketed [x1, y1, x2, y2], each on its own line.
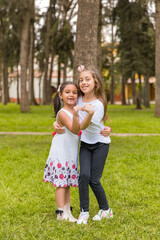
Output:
[59, 108, 73, 120]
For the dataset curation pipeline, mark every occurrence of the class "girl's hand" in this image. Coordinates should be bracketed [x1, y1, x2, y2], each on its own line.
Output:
[73, 105, 83, 115]
[100, 126, 112, 137]
[82, 104, 94, 115]
[53, 121, 65, 134]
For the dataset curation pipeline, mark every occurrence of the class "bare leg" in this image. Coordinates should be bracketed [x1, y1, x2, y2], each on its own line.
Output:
[55, 187, 65, 208]
[65, 186, 70, 204]
[55, 187, 77, 222]
[64, 186, 77, 222]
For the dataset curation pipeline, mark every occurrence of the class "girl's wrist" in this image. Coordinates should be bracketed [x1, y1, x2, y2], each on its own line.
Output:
[88, 111, 94, 115]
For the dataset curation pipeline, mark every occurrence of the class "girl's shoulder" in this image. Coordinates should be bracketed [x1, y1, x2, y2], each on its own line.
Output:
[92, 99, 103, 108]
[57, 108, 73, 120]
[78, 96, 102, 106]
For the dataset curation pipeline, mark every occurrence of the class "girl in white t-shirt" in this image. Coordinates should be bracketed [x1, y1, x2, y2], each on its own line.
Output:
[54, 66, 113, 224]
[76, 65, 113, 224]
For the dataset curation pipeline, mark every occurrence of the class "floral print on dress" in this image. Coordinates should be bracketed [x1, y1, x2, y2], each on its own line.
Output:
[43, 108, 80, 188]
[43, 156, 79, 187]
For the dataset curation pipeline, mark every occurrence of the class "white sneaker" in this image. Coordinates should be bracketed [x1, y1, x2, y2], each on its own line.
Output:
[93, 208, 113, 221]
[77, 211, 89, 224]
[64, 204, 77, 223]
[56, 210, 64, 221]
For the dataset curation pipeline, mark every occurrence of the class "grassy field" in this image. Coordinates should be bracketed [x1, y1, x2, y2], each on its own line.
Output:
[0, 103, 160, 133]
[0, 135, 159, 240]
[0, 103, 160, 239]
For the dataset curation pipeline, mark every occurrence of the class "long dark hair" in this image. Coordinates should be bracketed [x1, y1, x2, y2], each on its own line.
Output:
[53, 81, 79, 117]
[77, 65, 107, 121]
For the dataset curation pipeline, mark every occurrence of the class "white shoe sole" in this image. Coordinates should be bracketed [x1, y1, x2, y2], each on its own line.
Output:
[77, 219, 88, 224]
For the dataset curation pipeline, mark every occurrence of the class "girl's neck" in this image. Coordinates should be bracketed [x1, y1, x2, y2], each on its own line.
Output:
[82, 92, 97, 103]
[63, 105, 74, 113]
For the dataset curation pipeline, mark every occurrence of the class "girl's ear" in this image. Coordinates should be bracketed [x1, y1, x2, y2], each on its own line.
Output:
[94, 79, 98, 87]
[58, 92, 63, 100]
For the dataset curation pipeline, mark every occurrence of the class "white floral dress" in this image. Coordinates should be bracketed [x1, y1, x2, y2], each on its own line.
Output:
[43, 108, 79, 187]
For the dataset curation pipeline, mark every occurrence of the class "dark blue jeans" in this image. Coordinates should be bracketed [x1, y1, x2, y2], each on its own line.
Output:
[79, 141, 110, 212]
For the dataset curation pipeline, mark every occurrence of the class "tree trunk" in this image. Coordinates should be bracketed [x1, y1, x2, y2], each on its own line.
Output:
[97, 0, 102, 73]
[73, 0, 100, 81]
[47, 55, 54, 103]
[144, 75, 150, 108]
[135, 74, 142, 110]
[57, 57, 61, 89]
[29, 20, 37, 105]
[39, 74, 42, 104]
[110, 0, 116, 104]
[121, 75, 126, 105]
[138, 74, 142, 105]
[110, 21, 115, 104]
[43, 1, 52, 105]
[63, 61, 67, 83]
[155, 0, 160, 116]
[131, 74, 136, 104]
[0, 19, 9, 105]
[16, 64, 20, 104]
[20, 0, 32, 112]
[127, 82, 130, 105]
[1, 60, 9, 105]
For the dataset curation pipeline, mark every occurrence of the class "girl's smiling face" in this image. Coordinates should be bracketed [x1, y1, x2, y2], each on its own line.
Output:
[79, 71, 95, 95]
[59, 84, 78, 106]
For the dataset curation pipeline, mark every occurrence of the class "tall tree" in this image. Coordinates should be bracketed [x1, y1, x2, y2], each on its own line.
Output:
[114, 0, 155, 107]
[114, 0, 142, 104]
[97, 0, 102, 73]
[0, 4, 9, 104]
[105, 0, 116, 104]
[73, 0, 100, 80]
[139, 4, 155, 108]
[6, 0, 21, 104]
[20, 0, 34, 112]
[155, 0, 160, 116]
[28, 0, 37, 105]
[42, 0, 55, 105]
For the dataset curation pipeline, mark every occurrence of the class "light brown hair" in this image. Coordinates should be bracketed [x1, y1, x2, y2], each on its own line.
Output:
[78, 65, 107, 122]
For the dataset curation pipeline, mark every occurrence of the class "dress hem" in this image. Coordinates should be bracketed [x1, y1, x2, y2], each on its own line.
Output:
[43, 178, 79, 188]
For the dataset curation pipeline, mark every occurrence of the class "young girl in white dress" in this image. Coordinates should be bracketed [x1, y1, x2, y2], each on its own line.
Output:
[43, 81, 94, 222]
[54, 66, 113, 224]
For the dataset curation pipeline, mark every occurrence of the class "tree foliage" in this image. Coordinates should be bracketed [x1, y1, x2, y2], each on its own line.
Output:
[113, 0, 155, 106]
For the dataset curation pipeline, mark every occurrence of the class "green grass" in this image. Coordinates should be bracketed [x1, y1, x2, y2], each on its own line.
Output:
[0, 103, 160, 239]
[0, 103, 54, 132]
[0, 135, 160, 239]
[107, 104, 160, 133]
[0, 103, 160, 133]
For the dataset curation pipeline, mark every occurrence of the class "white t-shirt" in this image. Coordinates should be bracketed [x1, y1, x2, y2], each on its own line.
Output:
[77, 96, 111, 144]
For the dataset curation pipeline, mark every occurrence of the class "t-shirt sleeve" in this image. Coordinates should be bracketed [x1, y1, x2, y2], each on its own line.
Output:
[91, 101, 104, 125]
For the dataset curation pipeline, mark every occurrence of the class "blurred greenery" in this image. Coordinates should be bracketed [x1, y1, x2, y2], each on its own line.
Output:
[0, 103, 160, 133]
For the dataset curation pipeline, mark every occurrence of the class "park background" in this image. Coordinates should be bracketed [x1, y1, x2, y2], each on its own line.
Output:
[0, 0, 160, 239]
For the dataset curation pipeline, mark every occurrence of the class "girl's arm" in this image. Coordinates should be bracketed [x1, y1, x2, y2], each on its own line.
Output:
[80, 104, 95, 130]
[53, 104, 94, 133]
[57, 107, 80, 135]
[53, 121, 65, 134]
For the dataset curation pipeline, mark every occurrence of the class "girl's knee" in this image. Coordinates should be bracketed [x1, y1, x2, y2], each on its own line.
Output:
[90, 179, 100, 188]
[79, 172, 90, 183]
